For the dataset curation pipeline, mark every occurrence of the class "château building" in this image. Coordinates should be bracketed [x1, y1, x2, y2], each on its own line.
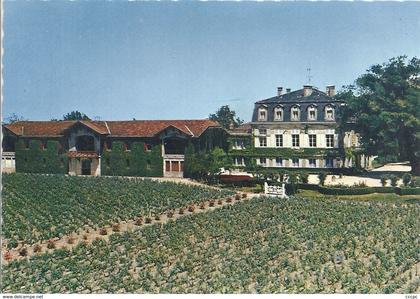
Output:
[1, 85, 372, 177]
[228, 85, 372, 171]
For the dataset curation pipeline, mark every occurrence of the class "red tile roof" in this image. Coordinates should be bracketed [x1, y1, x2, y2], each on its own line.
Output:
[228, 122, 252, 135]
[79, 121, 109, 135]
[105, 120, 219, 137]
[4, 119, 220, 138]
[5, 121, 76, 137]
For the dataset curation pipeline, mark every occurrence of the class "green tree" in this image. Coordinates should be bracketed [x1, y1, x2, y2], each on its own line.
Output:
[380, 175, 388, 187]
[206, 147, 231, 183]
[402, 173, 412, 187]
[389, 175, 399, 187]
[209, 105, 243, 130]
[337, 56, 420, 175]
[318, 172, 327, 186]
[62, 111, 91, 121]
[4, 113, 26, 124]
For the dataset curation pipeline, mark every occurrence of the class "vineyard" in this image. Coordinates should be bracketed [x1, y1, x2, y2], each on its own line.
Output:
[2, 173, 234, 246]
[2, 194, 419, 293]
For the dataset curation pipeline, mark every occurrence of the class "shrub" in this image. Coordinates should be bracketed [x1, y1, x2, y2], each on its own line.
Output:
[135, 217, 143, 226]
[178, 208, 185, 215]
[380, 175, 388, 187]
[389, 175, 398, 187]
[99, 228, 108, 235]
[33, 244, 42, 253]
[188, 205, 195, 212]
[235, 194, 241, 200]
[285, 183, 298, 195]
[353, 181, 367, 188]
[4, 251, 12, 261]
[300, 172, 309, 184]
[19, 247, 28, 257]
[67, 236, 75, 244]
[167, 210, 174, 218]
[112, 224, 120, 232]
[409, 178, 417, 187]
[199, 202, 206, 210]
[217, 199, 223, 205]
[7, 239, 18, 250]
[209, 200, 215, 207]
[226, 197, 233, 203]
[154, 214, 161, 221]
[318, 172, 327, 186]
[242, 193, 247, 199]
[402, 173, 412, 186]
[47, 239, 56, 249]
[145, 217, 152, 223]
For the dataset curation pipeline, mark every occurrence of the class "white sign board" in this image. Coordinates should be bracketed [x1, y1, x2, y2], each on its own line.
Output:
[264, 182, 288, 198]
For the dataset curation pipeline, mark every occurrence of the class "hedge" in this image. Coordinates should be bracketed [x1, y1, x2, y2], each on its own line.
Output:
[298, 184, 420, 196]
[15, 140, 68, 174]
[318, 186, 397, 195]
[101, 141, 163, 177]
[395, 187, 420, 195]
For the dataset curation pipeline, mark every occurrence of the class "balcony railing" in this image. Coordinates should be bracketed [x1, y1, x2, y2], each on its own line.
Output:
[163, 154, 184, 160]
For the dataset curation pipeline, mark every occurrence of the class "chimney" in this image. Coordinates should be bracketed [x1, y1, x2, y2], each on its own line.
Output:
[277, 87, 283, 96]
[286, 88, 291, 93]
[303, 85, 313, 97]
[326, 85, 335, 97]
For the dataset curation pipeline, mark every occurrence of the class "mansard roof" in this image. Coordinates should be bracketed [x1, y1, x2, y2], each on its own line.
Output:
[255, 88, 342, 105]
[4, 119, 220, 138]
[251, 87, 345, 123]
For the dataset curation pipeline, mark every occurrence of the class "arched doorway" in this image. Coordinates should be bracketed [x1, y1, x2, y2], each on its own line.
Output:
[81, 159, 91, 175]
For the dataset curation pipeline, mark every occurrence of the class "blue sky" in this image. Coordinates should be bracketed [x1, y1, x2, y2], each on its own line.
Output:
[3, 2, 420, 122]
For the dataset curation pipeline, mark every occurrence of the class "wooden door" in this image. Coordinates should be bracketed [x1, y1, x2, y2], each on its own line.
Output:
[172, 161, 180, 172]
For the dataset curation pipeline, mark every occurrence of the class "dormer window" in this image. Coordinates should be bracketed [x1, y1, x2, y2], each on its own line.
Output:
[325, 105, 335, 121]
[274, 106, 283, 121]
[258, 107, 267, 121]
[291, 106, 300, 121]
[307, 105, 317, 121]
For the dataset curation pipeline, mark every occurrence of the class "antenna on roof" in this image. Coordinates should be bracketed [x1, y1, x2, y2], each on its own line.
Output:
[306, 66, 313, 85]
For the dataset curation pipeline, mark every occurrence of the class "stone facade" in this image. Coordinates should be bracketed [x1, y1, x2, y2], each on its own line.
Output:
[229, 85, 370, 171]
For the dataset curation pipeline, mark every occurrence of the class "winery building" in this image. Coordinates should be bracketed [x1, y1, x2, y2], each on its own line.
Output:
[2, 119, 226, 177]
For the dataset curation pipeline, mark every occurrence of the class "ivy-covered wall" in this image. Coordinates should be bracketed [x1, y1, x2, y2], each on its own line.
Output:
[227, 135, 252, 151]
[101, 141, 163, 177]
[229, 147, 343, 159]
[197, 128, 229, 153]
[15, 140, 68, 174]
